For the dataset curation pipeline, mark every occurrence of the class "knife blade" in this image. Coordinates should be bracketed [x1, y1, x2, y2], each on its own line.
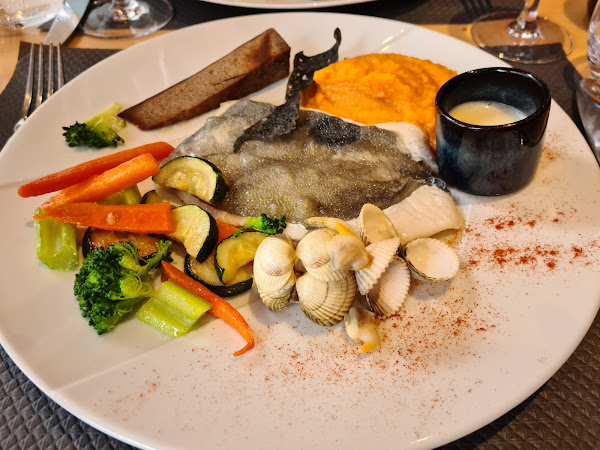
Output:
[576, 79, 600, 165]
[43, 0, 90, 45]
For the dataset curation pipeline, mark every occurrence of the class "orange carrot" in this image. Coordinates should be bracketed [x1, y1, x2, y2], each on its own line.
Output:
[36, 202, 176, 234]
[18, 142, 173, 198]
[215, 220, 239, 244]
[161, 261, 255, 357]
[41, 153, 159, 210]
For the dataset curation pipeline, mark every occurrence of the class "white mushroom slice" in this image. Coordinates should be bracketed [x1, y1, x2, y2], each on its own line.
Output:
[344, 307, 381, 353]
[366, 257, 411, 318]
[384, 185, 464, 246]
[297, 271, 356, 327]
[358, 203, 398, 245]
[404, 238, 460, 282]
[355, 237, 401, 295]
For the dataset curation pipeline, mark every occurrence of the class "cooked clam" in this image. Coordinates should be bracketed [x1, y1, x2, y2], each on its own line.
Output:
[296, 228, 347, 281]
[344, 306, 381, 353]
[403, 237, 459, 282]
[355, 237, 401, 295]
[327, 233, 371, 271]
[254, 235, 297, 311]
[366, 257, 411, 318]
[358, 203, 398, 245]
[384, 185, 464, 245]
[297, 270, 357, 326]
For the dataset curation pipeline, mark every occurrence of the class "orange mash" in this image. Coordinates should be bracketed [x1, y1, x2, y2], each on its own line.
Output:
[301, 54, 457, 150]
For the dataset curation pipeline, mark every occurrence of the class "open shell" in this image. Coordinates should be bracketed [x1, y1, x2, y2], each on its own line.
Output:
[358, 203, 398, 246]
[366, 257, 411, 318]
[403, 238, 460, 282]
[297, 270, 356, 326]
[355, 237, 401, 295]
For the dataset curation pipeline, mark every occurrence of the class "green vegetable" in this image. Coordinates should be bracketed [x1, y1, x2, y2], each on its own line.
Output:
[233, 214, 286, 237]
[34, 208, 78, 271]
[97, 185, 142, 205]
[136, 280, 212, 337]
[74, 240, 172, 335]
[62, 103, 126, 149]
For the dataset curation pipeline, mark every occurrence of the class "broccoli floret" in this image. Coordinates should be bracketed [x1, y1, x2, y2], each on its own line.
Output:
[74, 240, 172, 335]
[62, 103, 125, 149]
[234, 214, 286, 237]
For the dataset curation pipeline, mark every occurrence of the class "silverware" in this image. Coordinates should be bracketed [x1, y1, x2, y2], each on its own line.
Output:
[576, 79, 600, 165]
[43, 0, 90, 45]
[13, 43, 64, 132]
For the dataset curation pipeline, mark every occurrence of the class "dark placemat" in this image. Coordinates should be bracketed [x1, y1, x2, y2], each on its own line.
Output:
[1, 2, 598, 449]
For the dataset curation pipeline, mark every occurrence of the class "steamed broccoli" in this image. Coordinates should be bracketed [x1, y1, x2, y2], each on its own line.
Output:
[62, 103, 125, 149]
[74, 240, 172, 335]
[234, 214, 286, 237]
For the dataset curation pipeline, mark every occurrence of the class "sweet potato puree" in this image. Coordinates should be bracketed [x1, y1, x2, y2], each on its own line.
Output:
[301, 54, 457, 150]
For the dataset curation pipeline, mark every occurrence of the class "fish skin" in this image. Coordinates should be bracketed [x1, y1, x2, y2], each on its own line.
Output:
[170, 99, 439, 222]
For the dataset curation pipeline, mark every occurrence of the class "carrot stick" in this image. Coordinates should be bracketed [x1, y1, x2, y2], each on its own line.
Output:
[18, 142, 173, 198]
[215, 220, 239, 244]
[161, 261, 255, 357]
[41, 153, 159, 210]
[36, 202, 176, 234]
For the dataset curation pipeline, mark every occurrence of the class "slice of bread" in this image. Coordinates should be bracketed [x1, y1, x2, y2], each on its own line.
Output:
[119, 28, 291, 130]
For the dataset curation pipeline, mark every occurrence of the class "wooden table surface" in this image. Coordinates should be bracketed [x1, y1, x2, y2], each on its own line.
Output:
[0, 0, 594, 95]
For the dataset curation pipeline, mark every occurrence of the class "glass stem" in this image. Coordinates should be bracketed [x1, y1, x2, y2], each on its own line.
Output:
[509, 0, 541, 39]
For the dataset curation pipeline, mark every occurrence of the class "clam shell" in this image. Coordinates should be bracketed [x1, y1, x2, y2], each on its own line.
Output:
[366, 257, 411, 318]
[404, 237, 460, 282]
[297, 271, 357, 326]
[296, 228, 348, 281]
[303, 217, 358, 236]
[327, 233, 371, 271]
[254, 235, 296, 277]
[358, 203, 398, 245]
[355, 237, 401, 295]
[295, 228, 337, 270]
[258, 272, 297, 312]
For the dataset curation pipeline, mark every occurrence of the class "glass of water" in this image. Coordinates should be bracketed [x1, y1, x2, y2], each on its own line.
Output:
[0, 0, 62, 29]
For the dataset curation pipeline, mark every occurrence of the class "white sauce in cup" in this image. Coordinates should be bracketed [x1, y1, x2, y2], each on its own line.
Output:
[448, 100, 527, 126]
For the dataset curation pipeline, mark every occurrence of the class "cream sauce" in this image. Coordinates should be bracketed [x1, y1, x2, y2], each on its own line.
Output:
[448, 100, 527, 126]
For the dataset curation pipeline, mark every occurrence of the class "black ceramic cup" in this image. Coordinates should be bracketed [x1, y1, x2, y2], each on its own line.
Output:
[435, 67, 551, 196]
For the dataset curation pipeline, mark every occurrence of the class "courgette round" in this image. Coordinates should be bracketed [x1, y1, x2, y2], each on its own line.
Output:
[168, 204, 219, 263]
[153, 156, 230, 204]
[215, 231, 267, 285]
[140, 189, 164, 204]
[185, 254, 253, 297]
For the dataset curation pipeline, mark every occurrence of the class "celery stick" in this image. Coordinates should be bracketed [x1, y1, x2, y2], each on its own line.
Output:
[34, 208, 78, 271]
[98, 185, 142, 205]
[137, 280, 212, 336]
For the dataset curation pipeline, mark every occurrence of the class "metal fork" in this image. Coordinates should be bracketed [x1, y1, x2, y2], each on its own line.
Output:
[13, 43, 64, 132]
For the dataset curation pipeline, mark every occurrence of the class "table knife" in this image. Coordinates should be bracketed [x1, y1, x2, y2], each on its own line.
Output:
[43, 0, 90, 45]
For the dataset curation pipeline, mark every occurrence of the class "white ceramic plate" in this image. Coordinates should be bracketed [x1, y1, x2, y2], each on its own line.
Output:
[196, 0, 376, 10]
[1, 12, 600, 450]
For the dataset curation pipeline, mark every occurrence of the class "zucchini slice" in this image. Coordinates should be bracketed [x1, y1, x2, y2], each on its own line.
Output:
[185, 254, 253, 297]
[215, 231, 267, 284]
[82, 228, 165, 259]
[140, 189, 164, 204]
[153, 156, 230, 204]
[98, 185, 142, 205]
[168, 204, 218, 263]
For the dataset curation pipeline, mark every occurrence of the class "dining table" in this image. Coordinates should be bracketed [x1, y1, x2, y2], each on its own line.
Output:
[0, 0, 599, 448]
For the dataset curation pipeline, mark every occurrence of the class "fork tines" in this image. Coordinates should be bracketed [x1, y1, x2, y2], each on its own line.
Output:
[14, 43, 64, 132]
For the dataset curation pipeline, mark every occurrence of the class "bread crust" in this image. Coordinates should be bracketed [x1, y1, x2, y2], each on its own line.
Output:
[119, 28, 291, 130]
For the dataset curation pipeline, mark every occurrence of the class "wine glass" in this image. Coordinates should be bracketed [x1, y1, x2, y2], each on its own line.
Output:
[82, 0, 173, 39]
[470, 0, 573, 64]
[581, 0, 600, 103]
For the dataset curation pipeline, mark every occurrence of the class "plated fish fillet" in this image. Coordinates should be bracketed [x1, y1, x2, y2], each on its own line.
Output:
[171, 99, 441, 222]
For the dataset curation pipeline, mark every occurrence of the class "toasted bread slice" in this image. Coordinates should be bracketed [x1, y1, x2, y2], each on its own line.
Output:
[119, 28, 291, 130]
